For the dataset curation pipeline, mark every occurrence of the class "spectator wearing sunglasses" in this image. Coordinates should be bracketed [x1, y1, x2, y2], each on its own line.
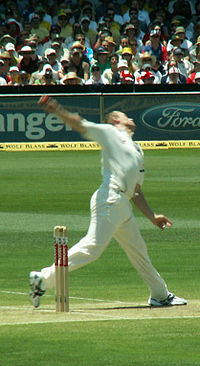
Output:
[75, 33, 93, 63]
[85, 63, 109, 85]
[18, 45, 39, 76]
[18, 70, 30, 85]
[172, 47, 193, 77]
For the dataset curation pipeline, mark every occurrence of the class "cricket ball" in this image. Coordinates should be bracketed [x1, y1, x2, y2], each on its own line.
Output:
[39, 95, 50, 104]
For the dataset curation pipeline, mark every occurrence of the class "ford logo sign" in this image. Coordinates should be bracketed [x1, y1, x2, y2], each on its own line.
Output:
[142, 103, 200, 132]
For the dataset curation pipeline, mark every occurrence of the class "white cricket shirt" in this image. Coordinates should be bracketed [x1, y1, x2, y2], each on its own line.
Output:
[82, 120, 145, 201]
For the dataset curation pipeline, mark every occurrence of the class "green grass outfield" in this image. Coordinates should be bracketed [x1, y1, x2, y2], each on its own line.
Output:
[0, 149, 200, 366]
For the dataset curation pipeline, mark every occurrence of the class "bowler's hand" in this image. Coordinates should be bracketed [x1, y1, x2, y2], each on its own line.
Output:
[38, 95, 84, 133]
[153, 214, 173, 230]
[38, 95, 59, 113]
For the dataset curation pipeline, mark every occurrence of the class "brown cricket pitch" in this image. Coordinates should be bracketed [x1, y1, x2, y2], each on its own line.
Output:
[0, 300, 199, 326]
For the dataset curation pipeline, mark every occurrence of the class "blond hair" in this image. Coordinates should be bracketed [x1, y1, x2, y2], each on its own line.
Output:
[104, 111, 121, 124]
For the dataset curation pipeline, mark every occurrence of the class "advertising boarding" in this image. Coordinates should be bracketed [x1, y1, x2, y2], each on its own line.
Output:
[0, 93, 200, 150]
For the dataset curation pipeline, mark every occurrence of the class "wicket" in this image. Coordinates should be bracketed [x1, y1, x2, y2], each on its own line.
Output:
[54, 226, 69, 312]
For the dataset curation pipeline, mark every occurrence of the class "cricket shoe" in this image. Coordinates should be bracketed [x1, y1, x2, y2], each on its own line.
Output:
[148, 292, 187, 307]
[29, 271, 45, 308]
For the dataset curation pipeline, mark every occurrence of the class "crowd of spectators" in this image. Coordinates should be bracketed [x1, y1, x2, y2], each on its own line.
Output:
[0, 0, 200, 86]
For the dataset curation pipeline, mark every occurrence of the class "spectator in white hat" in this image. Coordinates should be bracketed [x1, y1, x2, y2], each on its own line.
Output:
[112, 58, 129, 84]
[8, 66, 20, 85]
[34, 64, 57, 85]
[18, 46, 40, 76]
[172, 47, 193, 77]
[57, 56, 70, 81]
[4, 42, 20, 66]
[5, 42, 15, 52]
[45, 48, 62, 72]
[161, 66, 187, 84]
[39, 69, 57, 85]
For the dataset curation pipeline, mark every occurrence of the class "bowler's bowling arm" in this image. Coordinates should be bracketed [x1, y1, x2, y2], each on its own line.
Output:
[39, 96, 86, 134]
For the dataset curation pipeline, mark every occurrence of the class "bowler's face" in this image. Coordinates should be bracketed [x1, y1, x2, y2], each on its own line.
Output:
[117, 112, 136, 131]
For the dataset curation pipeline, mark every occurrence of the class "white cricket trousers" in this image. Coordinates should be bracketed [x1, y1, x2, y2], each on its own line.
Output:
[41, 189, 169, 300]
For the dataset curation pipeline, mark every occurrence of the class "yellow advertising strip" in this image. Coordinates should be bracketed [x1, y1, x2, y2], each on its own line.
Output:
[0, 140, 200, 152]
[0, 142, 101, 152]
[138, 140, 200, 149]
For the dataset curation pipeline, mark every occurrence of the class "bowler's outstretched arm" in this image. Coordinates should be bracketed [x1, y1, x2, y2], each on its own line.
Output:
[38, 96, 86, 134]
[132, 184, 173, 230]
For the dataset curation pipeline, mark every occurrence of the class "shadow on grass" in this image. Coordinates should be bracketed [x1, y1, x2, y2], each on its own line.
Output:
[81, 304, 188, 310]
[82, 305, 150, 310]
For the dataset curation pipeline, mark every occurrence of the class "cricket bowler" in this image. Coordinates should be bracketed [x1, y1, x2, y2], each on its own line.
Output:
[30, 96, 187, 308]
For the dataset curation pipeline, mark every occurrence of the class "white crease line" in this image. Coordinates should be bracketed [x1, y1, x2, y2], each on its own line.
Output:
[0, 290, 134, 304]
[70, 296, 125, 304]
[2, 291, 199, 309]
[1, 315, 200, 326]
[1, 291, 52, 298]
[1, 291, 30, 296]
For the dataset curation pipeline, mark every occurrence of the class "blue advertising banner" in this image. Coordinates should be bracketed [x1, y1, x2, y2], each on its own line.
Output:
[103, 93, 200, 141]
[0, 95, 100, 143]
[0, 93, 200, 148]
